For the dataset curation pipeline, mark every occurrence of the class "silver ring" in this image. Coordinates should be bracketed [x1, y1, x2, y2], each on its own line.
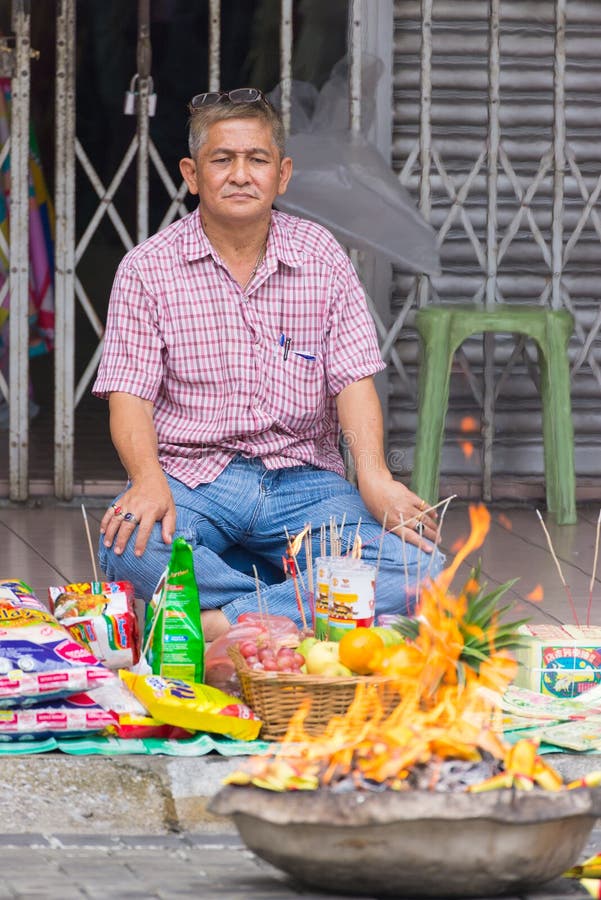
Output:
[121, 511, 140, 525]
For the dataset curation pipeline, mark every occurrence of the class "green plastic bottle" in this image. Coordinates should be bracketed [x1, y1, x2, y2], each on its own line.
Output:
[148, 537, 205, 682]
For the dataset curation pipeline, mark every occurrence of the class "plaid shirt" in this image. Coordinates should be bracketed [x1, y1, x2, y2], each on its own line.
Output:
[93, 208, 385, 487]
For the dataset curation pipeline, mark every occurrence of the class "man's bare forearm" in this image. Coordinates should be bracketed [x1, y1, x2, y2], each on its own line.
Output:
[335, 377, 391, 486]
[101, 392, 175, 555]
[109, 391, 163, 483]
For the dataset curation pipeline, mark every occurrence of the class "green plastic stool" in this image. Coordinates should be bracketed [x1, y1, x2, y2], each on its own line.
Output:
[410, 305, 576, 524]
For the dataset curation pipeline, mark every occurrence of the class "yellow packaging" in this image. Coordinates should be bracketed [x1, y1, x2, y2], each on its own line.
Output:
[515, 624, 601, 699]
[120, 670, 262, 741]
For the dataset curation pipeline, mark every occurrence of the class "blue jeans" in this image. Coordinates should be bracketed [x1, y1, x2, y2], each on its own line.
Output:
[98, 457, 444, 628]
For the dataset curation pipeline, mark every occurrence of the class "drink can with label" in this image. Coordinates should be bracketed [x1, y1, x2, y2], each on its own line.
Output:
[328, 560, 376, 642]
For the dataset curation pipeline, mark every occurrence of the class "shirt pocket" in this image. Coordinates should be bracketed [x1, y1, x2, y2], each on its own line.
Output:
[267, 347, 326, 433]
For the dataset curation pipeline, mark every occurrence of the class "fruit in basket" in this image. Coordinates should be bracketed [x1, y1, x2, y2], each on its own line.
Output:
[338, 627, 384, 675]
[320, 661, 354, 677]
[305, 641, 340, 675]
[237, 638, 305, 673]
[296, 636, 318, 659]
[372, 626, 404, 648]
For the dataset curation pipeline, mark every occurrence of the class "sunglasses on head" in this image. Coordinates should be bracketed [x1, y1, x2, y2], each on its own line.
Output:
[190, 88, 273, 109]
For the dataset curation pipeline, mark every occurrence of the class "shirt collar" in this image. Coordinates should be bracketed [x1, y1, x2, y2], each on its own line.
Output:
[183, 207, 305, 269]
[183, 207, 213, 262]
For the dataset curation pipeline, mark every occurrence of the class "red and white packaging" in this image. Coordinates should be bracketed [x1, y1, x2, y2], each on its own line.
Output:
[48, 580, 140, 669]
[0, 579, 115, 707]
[0, 691, 116, 740]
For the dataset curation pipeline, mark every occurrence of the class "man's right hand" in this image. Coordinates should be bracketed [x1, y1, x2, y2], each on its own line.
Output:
[101, 471, 176, 557]
[101, 391, 177, 558]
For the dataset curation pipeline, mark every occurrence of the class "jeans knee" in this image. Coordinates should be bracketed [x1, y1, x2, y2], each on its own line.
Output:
[97, 530, 167, 602]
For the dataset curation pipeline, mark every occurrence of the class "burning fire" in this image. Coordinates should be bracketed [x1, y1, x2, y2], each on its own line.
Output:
[226, 505, 566, 794]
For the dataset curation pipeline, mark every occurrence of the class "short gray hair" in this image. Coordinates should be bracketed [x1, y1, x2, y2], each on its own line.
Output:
[187, 101, 286, 158]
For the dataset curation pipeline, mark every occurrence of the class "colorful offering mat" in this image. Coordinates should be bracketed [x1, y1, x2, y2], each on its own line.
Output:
[0, 733, 271, 756]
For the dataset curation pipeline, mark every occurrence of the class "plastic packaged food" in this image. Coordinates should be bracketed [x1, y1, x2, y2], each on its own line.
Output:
[48, 580, 139, 669]
[0, 691, 115, 740]
[121, 670, 262, 741]
[0, 579, 114, 707]
[204, 615, 300, 695]
[145, 538, 205, 683]
[103, 715, 195, 741]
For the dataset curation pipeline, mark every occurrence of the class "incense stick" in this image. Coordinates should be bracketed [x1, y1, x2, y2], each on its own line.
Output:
[536, 508, 580, 626]
[80, 504, 99, 583]
[304, 526, 315, 629]
[426, 494, 453, 580]
[284, 526, 307, 594]
[415, 522, 423, 605]
[360, 495, 457, 551]
[338, 512, 347, 555]
[352, 517, 362, 558]
[399, 514, 410, 599]
[374, 511, 388, 584]
[588, 509, 601, 626]
[253, 564, 274, 646]
[320, 523, 326, 559]
[142, 575, 167, 659]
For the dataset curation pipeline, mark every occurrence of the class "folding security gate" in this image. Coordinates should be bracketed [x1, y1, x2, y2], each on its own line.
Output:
[1, 0, 382, 501]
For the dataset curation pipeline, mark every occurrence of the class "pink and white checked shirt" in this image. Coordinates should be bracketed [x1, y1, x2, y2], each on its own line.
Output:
[93, 208, 385, 487]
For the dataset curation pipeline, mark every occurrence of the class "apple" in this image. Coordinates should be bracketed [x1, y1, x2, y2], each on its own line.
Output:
[305, 641, 340, 675]
[296, 636, 319, 660]
[320, 661, 354, 677]
[372, 626, 404, 648]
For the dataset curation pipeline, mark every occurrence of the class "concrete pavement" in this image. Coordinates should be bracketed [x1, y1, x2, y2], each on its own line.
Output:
[1, 751, 600, 898]
[0, 831, 591, 899]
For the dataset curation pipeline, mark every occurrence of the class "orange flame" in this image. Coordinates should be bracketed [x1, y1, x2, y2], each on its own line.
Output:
[438, 503, 490, 592]
[526, 584, 544, 603]
[226, 504, 543, 794]
[460, 440, 475, 460]
[497, 513, 513, 531]
[461, 416, 478, 432]
[451, 535, 467, 553]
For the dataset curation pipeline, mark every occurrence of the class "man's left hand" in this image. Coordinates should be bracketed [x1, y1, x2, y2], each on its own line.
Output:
[358, 473, 439, 551]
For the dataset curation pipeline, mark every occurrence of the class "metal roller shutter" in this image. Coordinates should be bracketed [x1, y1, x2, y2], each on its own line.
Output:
[388, 0, 601, 499]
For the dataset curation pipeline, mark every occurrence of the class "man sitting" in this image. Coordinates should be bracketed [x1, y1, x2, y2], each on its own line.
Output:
[94, 88, 442, 639]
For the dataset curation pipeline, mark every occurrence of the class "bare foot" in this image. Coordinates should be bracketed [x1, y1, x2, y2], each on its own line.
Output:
[201, 608, 230, 641]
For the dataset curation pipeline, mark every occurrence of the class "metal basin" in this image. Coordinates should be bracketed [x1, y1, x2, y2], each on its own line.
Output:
[210, 785, 601, 897]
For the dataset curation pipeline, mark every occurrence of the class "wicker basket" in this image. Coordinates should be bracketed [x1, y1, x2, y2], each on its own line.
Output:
[229, 646, 397, 741]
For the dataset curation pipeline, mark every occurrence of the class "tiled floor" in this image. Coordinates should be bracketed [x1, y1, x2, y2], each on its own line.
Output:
[1, 499, 600, 628]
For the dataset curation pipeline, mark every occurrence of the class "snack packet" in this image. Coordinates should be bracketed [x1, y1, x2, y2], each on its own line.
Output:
[0, 691, 115, 740]
[48, 580, 139, 669]
[145, 538, 205, 682]
[91, 677, 195, 740]
[121, 670, 262, 741]
[0, 579, 114, 707]
[103, 715, 195, 741]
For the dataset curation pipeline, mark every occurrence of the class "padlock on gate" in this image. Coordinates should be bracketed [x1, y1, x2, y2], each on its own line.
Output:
[124, 74, 157, 116]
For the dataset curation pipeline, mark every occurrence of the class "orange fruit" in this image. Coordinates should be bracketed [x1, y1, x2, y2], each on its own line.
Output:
[338, 627, 384, 675]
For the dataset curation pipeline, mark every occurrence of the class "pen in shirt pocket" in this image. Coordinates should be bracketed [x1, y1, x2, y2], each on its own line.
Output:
[278, 333, 316, 362]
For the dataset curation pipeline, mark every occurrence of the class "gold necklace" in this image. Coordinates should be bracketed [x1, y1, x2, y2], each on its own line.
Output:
[242, 241, 267, 292]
